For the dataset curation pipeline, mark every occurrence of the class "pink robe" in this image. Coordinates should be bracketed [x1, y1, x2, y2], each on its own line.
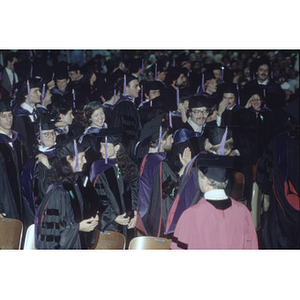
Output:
[171, 198, 258, 249]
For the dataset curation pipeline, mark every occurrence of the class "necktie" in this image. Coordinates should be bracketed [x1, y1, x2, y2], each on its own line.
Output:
[33, 107, 37, 121]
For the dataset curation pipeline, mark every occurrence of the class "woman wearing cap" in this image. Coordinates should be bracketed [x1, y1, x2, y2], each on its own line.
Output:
[90, 128, 138, 243]
[245, 87, 278, 160]
[35, 139, 99, 249]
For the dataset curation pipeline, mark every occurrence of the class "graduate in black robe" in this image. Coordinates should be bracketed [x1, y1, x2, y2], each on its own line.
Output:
[35, 138, 99, 249]
[12, 77, 49, 157]
[21, 117, 57, 229]
[256, 99, 299, 248]
[0, 102, 27, 221]
[109, 74, 141, 161]
[90, 128, 138, 245]
[135, 115, 191, 237]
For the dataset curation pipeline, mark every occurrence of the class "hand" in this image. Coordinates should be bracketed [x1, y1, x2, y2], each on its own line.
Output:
[206, 109, 218, 122]
[35, 153, 50, 168]
[79, 214, 99, 232]
[245, 95, 255, 108]
[179, 147, 192, 167]
[127, 216, 136, 229]
[115, 213, 130, 226]
[47, 80, 55, 90]
[218, 98, 229, 116]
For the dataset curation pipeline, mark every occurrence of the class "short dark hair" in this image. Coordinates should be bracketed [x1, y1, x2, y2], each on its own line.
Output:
[50, 101, 72, 121]
[4, 52, 18, 67]
[84, 101, 103, 121]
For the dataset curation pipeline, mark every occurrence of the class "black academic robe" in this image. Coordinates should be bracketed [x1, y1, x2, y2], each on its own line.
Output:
[242, 79, 285, 111]
[137, 152, 181, 237]
[110, 95, 141, 160]
[35, 184, 81, 249]
[257, 133, 300, 249]
[91, 161, 128, 235]
[13, 105, 49, 157]
[0, 131, 27, 221]
[91, 159, 139, 241]
[21, 148, 57, 228]
[161, 85, 178, 112]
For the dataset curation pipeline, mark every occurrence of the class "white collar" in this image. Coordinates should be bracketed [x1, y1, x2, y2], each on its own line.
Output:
[21, 102, 34, 113]
[38, 144, 56, 152]
[187, 117, 203, 133]
[205, 189, 228, 200]
[258, 78, 269, 85]
[5, 67, 13, 75]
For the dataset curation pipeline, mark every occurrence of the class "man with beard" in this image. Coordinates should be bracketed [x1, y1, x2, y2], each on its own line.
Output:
[161, 66, 188, 112]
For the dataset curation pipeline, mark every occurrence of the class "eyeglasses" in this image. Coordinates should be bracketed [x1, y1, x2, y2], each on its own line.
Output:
[191, 109, 209, 115]
[252, 98, 262, 102]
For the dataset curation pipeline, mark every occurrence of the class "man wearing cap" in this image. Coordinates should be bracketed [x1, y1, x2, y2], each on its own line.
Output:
[21, 115, 57, 229]
[171, 154, 258, 249]
[110, 73, 141, 161]
[48, 65, 72, 104]
[0, 101, 27, 222]
[13, 77, 49, 157]
[138, 80, 164, 125]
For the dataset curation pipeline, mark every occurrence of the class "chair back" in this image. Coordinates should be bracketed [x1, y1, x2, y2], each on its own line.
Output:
[90, 230, 126, 250]
[128, 236, 171, 250]
[231, 171, 246, 201]
[23, 224, 36, 250]
[0, 218, 23, 249]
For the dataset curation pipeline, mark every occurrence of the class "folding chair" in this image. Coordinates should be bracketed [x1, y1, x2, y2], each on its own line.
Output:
[23, 224, 36, 250]
[0, 218, 23, 249]
[128, 236, 171, 250]
[90, 230, 126, 250]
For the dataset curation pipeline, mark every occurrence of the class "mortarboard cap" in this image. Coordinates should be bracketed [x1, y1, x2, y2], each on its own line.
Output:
[189, 95, 209, 109]
[0, 101, 12, 112]
[69, 64, 81, 72]
[255, 55, 271, 70]
[219, 82, 238, 97]
[179, 89, 193, 101]
[196, 153, 235, 182]
[173, 128, 201, 145]
[205, 125, 233, 145]
[55, 135, 85, 159]
[139, 114, 166, 143]
[202, 69, 216, 82]
[54, 67, 69, 80]
[96, 127, 125, 144]
[33, 113, 56, 134]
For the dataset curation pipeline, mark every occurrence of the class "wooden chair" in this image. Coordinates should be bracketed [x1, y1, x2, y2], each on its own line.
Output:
[23, 224, 36, 250]
[128, 236, 171, 250]
[90, 230, 126, 250]
[0, 218, 23, 249]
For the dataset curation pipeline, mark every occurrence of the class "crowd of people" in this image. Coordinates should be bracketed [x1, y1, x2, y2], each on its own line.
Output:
[0, 49, 298, 249]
